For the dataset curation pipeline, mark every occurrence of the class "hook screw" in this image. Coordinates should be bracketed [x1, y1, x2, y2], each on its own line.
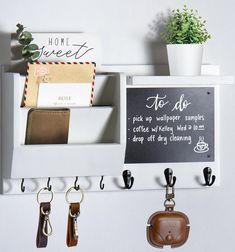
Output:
[203, 167, 216, 186]
[21, 178, 25, 192]
[74, 176, 80, 191]
[47, 177, 52, 191]
[164, 168, 176, 187]
[122, 170, 134, 189]
[100, 176, 104, 190]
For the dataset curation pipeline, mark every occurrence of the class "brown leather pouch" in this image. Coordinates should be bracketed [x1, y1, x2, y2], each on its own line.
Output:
[25, 108, 70, 144]
[147, 205, 190, 248]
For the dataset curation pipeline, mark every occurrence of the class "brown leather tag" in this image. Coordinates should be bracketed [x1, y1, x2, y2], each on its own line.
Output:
[66, 203, 80, 247]
[36, 202, 51, 248]
[147, 206, 190, 248]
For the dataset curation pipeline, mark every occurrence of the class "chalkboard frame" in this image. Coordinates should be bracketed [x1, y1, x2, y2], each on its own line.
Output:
[125, 86, 216, 164]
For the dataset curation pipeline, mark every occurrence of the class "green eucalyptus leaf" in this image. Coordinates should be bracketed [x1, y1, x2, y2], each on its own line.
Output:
[20, 31, 32, 40]
[18, 37, 33, 45]
[27, 44, 39, 51]
[16, 24, 24, 37]
[18, 31, 33, 44]
[22, 50, 33, 57]
[30, 51, 40, 61]
[15, 23, 40, 62]
[22, 45, 29, 55]
[16, 23, 24, 29]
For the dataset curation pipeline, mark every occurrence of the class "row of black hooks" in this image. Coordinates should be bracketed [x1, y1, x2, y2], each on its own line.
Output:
[163, 167, 216, 188]
[94, 170, 135, 191]
[99, 170, 134, 191]
[20, 172, 134, 193]
[21, 177, 53, 192]
[20, 167, 215, 192]
[100, 167, 216, 190]
[162, 167, 216, 188]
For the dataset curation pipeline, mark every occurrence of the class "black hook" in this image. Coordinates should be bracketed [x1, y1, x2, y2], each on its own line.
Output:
[122, 170, 134, 189]
[47, 177, 52, 191]
[164, 168, 176, 187]
[203, 167, 216, 186]
[21, 178, 25, 192]
[74, 176, 80, 191]
[100, 176, 104, 190]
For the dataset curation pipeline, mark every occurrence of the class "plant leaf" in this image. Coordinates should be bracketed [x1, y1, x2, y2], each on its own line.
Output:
[27, 44, 39, 51]
[30, 51, 40, 61]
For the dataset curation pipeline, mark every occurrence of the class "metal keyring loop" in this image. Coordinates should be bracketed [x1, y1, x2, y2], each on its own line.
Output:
[66, 186, 84, 205]
[37, 187, 54, 205]
[164, 199, 175, 207]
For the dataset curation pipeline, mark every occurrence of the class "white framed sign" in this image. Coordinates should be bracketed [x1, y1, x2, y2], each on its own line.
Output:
[32, 33, 101, 65]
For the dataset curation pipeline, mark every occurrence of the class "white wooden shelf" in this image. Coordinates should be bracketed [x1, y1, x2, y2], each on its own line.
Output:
[1, 72, 126, 179]
[128, 75, 234, 86]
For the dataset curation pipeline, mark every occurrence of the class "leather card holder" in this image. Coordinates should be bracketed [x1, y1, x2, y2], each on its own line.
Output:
[25, 108, 70, 144]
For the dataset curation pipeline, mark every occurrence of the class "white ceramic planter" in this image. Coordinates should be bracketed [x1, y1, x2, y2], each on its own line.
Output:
[167, 44, 203, 76]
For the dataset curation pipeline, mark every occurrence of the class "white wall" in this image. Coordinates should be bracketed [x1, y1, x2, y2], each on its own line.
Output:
[0, 0, 235, 251]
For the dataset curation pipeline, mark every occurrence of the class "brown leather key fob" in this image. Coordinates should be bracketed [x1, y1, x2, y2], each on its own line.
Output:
[147, 204, 190, 248]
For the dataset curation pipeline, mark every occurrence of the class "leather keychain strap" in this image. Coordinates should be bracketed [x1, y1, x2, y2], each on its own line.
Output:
[36, 202, 51, 248]
[66, 203, 80, 247]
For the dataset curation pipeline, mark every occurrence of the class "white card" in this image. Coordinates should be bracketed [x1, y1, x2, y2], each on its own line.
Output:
[32, 33, 101, 66]
[37, 83, 92, 107]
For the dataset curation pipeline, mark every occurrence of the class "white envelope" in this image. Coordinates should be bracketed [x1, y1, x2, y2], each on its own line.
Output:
[37, 83, 92, 107]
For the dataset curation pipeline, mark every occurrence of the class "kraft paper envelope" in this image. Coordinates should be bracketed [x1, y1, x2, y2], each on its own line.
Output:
[22, 62, 96, 107]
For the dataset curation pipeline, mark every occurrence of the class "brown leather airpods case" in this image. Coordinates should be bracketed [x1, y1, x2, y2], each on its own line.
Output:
[147, 205, 190, 248]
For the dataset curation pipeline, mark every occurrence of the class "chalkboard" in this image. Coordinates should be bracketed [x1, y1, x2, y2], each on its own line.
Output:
[125, 87, 214, 163]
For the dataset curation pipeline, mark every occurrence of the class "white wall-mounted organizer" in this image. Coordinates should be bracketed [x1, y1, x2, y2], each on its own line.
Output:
[1, 65, 234, 194]
[1, 71, 126, 183]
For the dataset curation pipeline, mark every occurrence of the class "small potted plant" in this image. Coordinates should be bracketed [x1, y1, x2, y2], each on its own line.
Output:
[161, 5, 211, 76]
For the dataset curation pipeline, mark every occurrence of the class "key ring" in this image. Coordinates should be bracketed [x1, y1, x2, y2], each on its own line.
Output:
[37, 187, 54, 205]
[66, 186, 84, 205]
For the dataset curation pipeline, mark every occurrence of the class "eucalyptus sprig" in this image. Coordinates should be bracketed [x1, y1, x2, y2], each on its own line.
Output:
[16, 23, 40, 62]
[161, 5, 211, 44]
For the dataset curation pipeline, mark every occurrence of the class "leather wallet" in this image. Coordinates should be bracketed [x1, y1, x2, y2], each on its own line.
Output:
[147, 204, 190, 248]
[25, 109, 70, 144]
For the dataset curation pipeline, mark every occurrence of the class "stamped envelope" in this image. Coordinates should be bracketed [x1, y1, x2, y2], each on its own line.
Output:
[22, 62, 96, 107]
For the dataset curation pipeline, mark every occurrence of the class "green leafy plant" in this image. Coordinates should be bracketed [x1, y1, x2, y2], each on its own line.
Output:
[16, 23, 40, 62]
[161, 5, 211, 44]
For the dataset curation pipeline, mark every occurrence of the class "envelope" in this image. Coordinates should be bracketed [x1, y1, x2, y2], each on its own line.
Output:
[22, 62, 96, 107]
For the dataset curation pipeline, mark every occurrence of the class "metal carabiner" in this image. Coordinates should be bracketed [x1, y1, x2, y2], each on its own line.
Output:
[41, 210, 53, 237]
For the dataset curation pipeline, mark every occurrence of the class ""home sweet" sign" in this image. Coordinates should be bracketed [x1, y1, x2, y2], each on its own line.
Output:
[32, 33, 101, 65]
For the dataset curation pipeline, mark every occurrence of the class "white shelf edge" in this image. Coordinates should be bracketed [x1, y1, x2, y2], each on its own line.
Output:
[18, 143, 121, 148]
[128, 75, 234, 86]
